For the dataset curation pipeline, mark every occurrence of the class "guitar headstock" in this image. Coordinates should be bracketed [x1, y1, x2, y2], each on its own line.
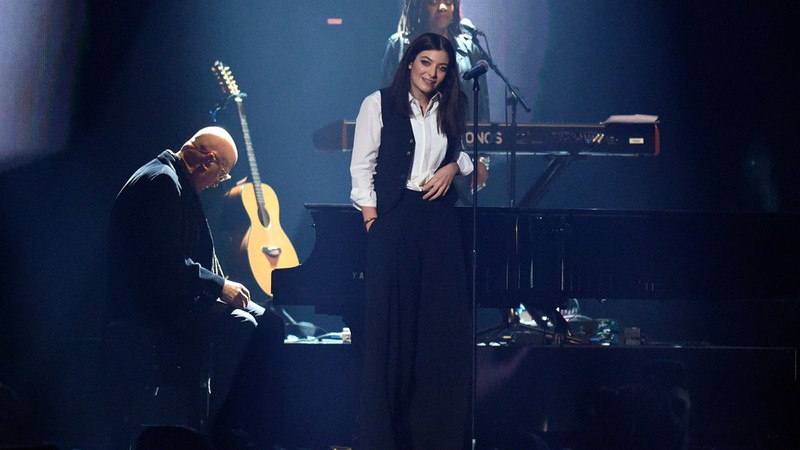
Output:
[211, 60, 241, 97]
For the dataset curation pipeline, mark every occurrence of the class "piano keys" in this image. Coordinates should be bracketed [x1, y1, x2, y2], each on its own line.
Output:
[312, 116, 660, 157]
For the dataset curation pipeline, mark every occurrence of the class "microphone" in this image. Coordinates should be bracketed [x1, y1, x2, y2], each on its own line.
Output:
[460, 18, 485, 36]
[463, 60, 489, 80]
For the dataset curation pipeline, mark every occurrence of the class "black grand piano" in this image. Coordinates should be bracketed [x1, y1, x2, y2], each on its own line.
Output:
[272, 204, 800, 333]
[267, 204, 800, 448]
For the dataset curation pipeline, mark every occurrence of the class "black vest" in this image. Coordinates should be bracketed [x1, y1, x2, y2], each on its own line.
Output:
[374, 88, 459, 215]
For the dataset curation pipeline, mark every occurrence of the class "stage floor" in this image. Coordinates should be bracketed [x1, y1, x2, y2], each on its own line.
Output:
[268, 342, 798, 449]
[5, 338, 798, 450]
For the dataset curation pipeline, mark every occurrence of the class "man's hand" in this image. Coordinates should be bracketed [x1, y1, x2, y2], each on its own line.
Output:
[221, 279, 250, 309]
[421, 162, 459, 200]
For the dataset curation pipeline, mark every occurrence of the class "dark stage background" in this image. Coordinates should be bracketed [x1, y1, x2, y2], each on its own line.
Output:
[1, 0, 799, 447]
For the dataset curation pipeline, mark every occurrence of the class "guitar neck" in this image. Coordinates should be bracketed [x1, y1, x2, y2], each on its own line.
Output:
[234, 98, 270, 226]
[234, 99, 265, 195]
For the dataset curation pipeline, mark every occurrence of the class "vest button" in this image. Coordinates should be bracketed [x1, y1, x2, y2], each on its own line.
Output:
[406, 151, 411, 156]
[409, 139, 414, 144]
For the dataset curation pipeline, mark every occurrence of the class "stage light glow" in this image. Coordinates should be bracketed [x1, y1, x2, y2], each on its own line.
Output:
[0, 0, 85, 173]
[460, 1, 549, 123]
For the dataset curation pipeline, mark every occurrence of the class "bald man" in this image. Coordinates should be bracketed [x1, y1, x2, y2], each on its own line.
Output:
[108, 126, 257, 326]
[106, 126, 283, 435]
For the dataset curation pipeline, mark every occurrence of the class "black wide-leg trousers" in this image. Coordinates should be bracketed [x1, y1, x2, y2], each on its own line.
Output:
[359, 190, 472, 450]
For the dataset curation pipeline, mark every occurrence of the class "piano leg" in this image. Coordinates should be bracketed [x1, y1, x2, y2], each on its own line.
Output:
[551, 310, 571, 345]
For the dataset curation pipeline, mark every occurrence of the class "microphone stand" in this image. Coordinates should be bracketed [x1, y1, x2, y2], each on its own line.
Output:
[469, 75, 480, 450]
[508, 94, 519, 208]
[470, 38, 531, 207]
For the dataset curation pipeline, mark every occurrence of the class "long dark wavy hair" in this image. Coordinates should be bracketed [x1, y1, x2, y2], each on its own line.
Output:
[396, 0, 463, 40]
[386, 32, 466, 142]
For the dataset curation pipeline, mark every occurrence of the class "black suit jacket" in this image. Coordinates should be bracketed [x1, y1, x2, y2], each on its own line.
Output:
[107, 150, 225, 334]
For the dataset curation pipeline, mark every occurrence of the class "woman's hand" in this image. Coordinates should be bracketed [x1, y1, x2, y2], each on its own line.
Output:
[362, 206, 378, 232]
[422, 162, 458, 200]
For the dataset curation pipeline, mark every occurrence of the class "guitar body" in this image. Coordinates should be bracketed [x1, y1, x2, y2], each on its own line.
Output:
[234, 181, 299, 297]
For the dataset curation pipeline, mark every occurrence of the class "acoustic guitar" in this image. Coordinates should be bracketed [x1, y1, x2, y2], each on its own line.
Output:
[211, 60, 299, 297]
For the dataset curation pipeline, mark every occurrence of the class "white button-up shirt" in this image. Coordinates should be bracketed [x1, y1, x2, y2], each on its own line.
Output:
[350, 90, 474, 209]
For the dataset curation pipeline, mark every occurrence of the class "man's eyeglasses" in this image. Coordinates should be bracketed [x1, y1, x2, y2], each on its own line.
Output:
[215, 164, 231, 185]
[208, 154, 231, 187]
[427, 0, 454, 6]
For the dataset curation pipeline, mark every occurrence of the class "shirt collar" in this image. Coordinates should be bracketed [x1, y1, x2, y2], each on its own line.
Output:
[407, 91, 442, 114]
